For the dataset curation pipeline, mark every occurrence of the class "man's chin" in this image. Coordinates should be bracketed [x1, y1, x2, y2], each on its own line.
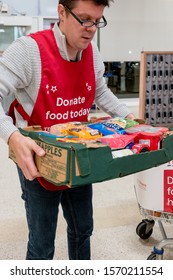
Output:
[79, 42, 91, 50]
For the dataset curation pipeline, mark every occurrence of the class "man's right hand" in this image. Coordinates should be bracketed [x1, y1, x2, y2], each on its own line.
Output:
[8, 131, 45, 181]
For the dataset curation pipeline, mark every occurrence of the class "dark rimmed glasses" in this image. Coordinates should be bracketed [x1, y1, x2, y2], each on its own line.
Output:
[64, 5, 107, 28]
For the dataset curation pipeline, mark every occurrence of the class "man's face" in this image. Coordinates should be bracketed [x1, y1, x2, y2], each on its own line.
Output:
[58, 1, 105, 53]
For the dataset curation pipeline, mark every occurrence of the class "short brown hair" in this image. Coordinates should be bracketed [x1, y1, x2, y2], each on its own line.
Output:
[59, 0, 114, 9]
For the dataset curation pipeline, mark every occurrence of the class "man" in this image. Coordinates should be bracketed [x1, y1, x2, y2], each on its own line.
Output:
[0, 0, 135, 259]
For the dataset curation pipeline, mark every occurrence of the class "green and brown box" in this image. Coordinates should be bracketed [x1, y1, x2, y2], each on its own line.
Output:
[9, 126, 173, 188]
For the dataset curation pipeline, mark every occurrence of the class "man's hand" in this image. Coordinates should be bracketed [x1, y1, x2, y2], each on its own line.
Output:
[8, 130, 45, 181]
[125, 113, 136, 120]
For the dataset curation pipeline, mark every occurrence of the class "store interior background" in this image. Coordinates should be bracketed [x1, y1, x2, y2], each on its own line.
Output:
[1, 0, 173, 260]
[1, 0, 173, 102]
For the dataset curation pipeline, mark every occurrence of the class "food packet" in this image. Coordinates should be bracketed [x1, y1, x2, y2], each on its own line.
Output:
[68, 126, 101, 140]
[50, 122, 84, 136]
[98, 134, 136, 149]
[88, 123, 115, 136]
[102, 118, 126, 134]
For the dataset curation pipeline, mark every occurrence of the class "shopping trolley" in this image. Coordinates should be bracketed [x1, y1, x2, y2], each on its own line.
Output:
[134, 161, 173, 260]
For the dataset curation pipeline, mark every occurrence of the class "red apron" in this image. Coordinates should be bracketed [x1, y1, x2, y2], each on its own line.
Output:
[9, 29, 96, 191]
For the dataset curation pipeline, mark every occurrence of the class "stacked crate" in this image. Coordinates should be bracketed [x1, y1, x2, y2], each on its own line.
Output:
[139, 51, 173, 126]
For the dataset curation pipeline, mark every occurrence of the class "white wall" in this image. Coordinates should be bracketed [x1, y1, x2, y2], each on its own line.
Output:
[38, 0, 59, 17]
[100, 0, 173, 61]
[2, 0, 173, 61]
[2, 0, 39, 15]
[2, 0, 58, 16]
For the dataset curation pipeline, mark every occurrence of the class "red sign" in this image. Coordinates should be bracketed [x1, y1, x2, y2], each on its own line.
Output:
[164, 170, 173, 213]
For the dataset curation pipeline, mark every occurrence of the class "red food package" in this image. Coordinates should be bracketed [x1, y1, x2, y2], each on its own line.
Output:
[98, 134, 136, 149]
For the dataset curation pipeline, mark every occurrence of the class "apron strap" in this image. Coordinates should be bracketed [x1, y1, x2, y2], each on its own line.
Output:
[8, 99, 30, 124]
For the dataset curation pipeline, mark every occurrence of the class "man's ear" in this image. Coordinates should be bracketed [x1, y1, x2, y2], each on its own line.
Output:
[58, 4, 66, 21]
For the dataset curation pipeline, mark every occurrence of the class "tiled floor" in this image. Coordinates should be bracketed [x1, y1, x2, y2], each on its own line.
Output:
[0, 101, 173, 260]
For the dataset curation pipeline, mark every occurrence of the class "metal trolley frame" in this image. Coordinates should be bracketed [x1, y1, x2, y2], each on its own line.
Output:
[136, 205, 173, 260]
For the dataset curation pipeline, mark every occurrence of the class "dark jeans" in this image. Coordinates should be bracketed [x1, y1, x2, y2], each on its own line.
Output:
[17, 168, 93, 260]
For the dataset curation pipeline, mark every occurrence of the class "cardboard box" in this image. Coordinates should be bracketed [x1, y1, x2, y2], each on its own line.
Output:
[9, 126, 173, 188]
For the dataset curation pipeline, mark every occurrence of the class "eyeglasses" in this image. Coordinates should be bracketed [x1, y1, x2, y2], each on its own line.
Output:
[64, 5, 107, 29]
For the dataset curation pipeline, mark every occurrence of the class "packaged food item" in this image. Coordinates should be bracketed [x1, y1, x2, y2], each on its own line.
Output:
[67, 126, 101, 140]
[112, 149, 133, 158]
[98, 134, 136, 149]
[125, 124, 169, 134]
[88, 123, 115, 136]
[102, 118, 126, 134]
[134, 131, 162, 151]
[132, 143, 150, 154]
[151, 126, 169, 133]
[104, 117, 126, 127]
[89, 116, 111, 123]
[50, 122, 84, 136]
[124, 118, 139, 128]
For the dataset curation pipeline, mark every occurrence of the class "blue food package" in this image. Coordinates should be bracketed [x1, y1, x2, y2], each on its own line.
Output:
[88, 123, 115, 136]
[102, 122, 126, 134]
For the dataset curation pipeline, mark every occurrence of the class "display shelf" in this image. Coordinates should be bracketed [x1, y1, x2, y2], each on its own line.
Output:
[139, 51, 173, 126]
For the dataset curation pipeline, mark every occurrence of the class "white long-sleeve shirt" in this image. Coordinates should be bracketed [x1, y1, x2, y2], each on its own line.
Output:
[0, 23, 131, 143]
